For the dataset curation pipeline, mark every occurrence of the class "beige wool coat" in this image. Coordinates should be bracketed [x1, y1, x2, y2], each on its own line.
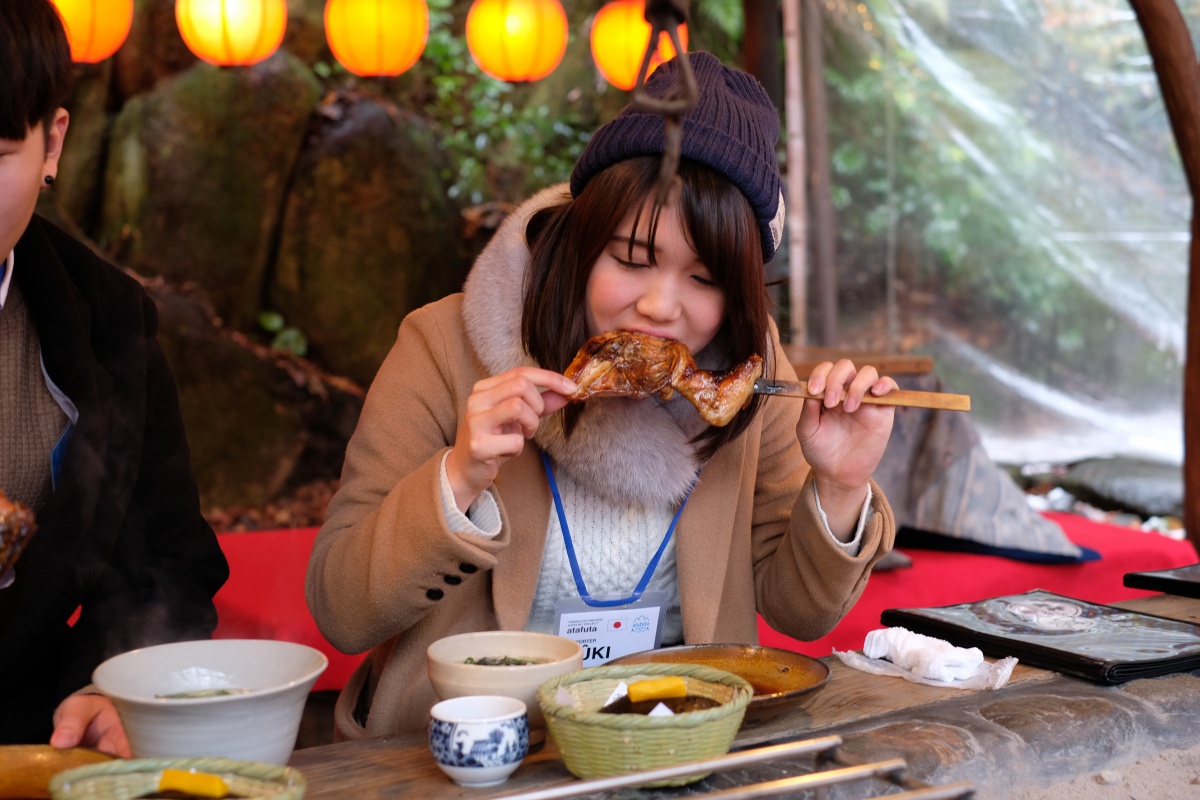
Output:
[306, 185, 896, 740]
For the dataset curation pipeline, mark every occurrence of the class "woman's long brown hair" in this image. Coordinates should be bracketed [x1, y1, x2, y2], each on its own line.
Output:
[522, 157, 775, 461]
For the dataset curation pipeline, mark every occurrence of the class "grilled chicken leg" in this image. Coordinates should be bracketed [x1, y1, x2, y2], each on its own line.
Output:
[564, 330, 763, 427]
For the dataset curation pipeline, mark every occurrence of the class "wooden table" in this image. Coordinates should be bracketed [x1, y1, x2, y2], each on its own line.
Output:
[288, 594, 1200, 798]
[783, 345, 935, 378]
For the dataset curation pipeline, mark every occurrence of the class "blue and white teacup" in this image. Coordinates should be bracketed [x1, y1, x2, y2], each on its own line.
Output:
[429, 695, 529, 786]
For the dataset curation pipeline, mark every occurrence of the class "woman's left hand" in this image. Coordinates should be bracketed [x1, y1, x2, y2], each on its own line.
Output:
[796, 359, 897, 496]
[50, 693, 132, 758]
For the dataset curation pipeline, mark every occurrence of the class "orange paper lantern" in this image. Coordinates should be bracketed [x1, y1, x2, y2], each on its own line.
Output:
[49, 0, 134, 63]
[176, 0, 287, 67]
[589, 0, 687, 91]
[325, 0, 428, 77]
[465, 0, 568, 83]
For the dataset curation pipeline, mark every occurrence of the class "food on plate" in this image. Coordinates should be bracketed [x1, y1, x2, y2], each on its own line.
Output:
[462, 656, 547, 666]
[599, 675, 721, 715]
[0, 745, 112, 800]
[564, 330, 763, 427]
[609, 644, 832, 724]
[155, 689, 253, 699]
[0, 489, 37, 578]
[626, 676, 687, 703]
[146, 768, 239, 799]
[600, 695, 720, 715]
[139, 790, 244, 798]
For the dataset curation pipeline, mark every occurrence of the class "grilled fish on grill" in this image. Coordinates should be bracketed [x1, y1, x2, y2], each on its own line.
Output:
[564, 330, 763, 427]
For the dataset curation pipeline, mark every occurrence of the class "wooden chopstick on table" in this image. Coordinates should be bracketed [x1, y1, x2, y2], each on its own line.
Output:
[495, 738, 842, 800]
[495, 736, 971, 800]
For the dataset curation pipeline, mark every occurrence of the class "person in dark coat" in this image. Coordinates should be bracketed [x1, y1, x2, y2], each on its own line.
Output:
[0, 0, 229, 754]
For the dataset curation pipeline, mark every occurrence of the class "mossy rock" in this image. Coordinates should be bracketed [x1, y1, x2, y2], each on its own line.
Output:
[56, 64, 114, 230]
[152, 288, 361, 509]
[99, 51, 322, 330]
[284, 0, 333, 66]
[111, 0, 198, 103]
[269, 92, 468, 386]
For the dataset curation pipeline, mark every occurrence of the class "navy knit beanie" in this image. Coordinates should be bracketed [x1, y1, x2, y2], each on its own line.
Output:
[570, 51, 785, 261]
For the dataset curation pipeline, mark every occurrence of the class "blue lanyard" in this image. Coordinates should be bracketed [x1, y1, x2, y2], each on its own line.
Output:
[541, 450, 694, 608]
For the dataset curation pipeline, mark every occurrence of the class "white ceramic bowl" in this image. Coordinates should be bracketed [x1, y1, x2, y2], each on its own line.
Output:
[428, 695, 528, 787]
[426, 631, 583, 729]
[92, 639, 328, 765]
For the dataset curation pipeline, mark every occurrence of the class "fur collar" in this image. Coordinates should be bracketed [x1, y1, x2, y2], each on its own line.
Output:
[462, 184, 708, 507]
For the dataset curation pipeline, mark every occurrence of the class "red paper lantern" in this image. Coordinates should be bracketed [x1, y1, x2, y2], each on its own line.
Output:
[589, 0, 687, 91]
[176, 0, 288, 67]
[49, 0, 134, 63]
[465, 0, 568, 83]
[325, 0, 428, 77]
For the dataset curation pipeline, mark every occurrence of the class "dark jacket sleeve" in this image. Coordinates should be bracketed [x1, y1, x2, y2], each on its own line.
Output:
[3, 217, 228, 740]
[23, 219, 229, 697]
[59, 284, 228, 696]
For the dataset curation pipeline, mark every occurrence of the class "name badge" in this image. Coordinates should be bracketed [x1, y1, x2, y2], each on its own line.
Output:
[554, 590, 667, 666]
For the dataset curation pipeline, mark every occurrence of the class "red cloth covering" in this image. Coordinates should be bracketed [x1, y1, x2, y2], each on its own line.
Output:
[213, 514, 1198, 692]
[758, 512, 1199, 658]
[213, 527, 364, 693]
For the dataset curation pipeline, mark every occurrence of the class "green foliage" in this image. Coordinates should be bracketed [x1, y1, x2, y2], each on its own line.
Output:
[258, 311, 309, 357]
[303, 0, 754, 206]
[258, 310, 285, 333]
[303, 0, 593, 204]
[392, 0, 593, 204]
[691, 0, 744, 48]
[821, 0, 1187, 400]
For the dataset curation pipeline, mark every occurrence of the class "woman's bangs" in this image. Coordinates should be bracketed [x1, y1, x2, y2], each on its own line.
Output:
[678, 166, 758, 290]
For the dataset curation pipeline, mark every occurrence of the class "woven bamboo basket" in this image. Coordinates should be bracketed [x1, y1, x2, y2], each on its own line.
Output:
[48, 756, 306, 800]
[536, 662, 753, 786]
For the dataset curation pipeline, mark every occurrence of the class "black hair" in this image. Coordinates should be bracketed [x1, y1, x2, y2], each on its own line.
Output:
[522, 156, 773, 460]
[0, 0, 73, 141]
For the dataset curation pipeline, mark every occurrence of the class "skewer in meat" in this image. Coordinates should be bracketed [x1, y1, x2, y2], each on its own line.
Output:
[564, 330, 763, 427]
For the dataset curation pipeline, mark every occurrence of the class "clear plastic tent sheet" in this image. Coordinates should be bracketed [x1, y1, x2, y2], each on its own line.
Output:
[822, 0, 1199, 467]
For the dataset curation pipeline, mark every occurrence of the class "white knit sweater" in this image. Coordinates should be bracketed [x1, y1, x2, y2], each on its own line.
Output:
[527, 465, 684, 644]
[437, 453, 684, 644]
[438, 452, 868, 649]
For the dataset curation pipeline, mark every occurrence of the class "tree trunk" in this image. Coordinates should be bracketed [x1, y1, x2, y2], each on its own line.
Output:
[741, 0, 783, 111]
[782, 0, 807, 345]
[1126, 0, 1200, 552]
[803, 0, 838, 346]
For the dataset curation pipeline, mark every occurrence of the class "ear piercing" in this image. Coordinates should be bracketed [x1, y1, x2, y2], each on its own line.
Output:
[44, 175, 55, 186]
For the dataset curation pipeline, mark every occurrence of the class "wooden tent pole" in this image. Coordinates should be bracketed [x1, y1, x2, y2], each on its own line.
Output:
[1127, 0, 1200, 550]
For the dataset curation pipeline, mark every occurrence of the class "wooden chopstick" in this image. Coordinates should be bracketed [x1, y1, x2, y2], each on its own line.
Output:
[495, 737, 843, 800]
[798, 381, 972, 412]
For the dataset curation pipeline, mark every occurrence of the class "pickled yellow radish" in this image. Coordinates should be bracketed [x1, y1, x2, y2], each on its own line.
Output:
[627, 676, 687, 703]
[158, 768, 230, 798]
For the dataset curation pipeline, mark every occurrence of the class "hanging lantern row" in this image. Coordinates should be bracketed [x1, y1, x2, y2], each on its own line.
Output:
[49, 0, 683, 88]
[590, 0, 686, 91]
[325, 0, 428, 78]
[49, 0, 134, 63]
[176, 0, 288, 67]
[466, 0, 568, 83]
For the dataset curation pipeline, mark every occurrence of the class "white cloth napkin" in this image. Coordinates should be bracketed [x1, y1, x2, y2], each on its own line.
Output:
[863, 627, 983, 681]
[834, 627, 1017, 689]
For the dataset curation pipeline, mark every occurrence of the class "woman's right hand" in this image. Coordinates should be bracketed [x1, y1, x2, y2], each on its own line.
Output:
[445, 367, 577, 511]
[50, 693, 132, 758]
